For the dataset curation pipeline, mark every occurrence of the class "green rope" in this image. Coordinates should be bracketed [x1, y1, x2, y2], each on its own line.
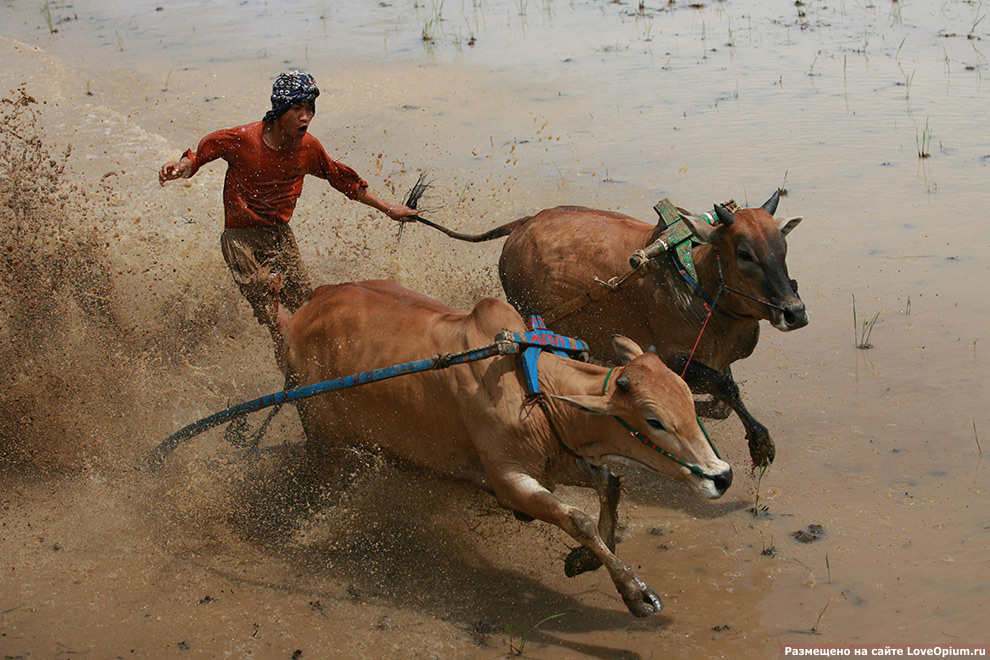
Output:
[601, 367, 618, 395]
[695, 413, 722, 460]
[612, 415, 716, 480]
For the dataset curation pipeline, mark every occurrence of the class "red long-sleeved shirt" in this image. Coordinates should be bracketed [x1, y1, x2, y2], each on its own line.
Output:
[184, 121, 368, 228]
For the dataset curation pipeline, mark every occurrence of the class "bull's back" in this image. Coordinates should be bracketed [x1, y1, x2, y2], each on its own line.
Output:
[499, 206, 653, 314]
[499, 206, 663, 359]
[283, 281, 525, 482]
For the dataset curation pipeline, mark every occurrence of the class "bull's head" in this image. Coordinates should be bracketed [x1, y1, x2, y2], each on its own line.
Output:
[681, 190, 808, 332]
[553, 336, 733, 500]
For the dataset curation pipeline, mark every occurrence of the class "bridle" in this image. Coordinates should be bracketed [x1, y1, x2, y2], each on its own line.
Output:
[601, 367, 723, 482]
[676, 249, 797, 377]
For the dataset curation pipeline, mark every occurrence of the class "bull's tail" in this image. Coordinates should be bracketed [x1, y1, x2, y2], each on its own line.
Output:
[414, 214, 531, 243]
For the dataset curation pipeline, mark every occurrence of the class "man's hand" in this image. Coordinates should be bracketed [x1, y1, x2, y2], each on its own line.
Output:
[159, 158, 193, 186]
[356, 188, 420, 223]
[385, 204, 419, 223]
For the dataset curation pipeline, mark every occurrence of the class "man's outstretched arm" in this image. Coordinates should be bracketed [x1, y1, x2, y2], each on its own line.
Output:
[354, 187, 419, 223]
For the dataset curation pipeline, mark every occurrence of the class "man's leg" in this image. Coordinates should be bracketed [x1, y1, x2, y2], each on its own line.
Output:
[271, 226, 313, 314]
[220, 229, 289, 366]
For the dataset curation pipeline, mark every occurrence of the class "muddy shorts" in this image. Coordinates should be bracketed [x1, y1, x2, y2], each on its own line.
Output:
[220, 225, 313, 324]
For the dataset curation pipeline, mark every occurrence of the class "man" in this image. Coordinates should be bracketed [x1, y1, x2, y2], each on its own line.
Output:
[159, 70, 417, 349]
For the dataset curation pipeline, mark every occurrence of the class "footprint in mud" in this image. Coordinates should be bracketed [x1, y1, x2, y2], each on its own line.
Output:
[791, 523, 825, 543]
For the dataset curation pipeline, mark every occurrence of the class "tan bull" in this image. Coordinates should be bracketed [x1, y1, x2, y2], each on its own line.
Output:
[279, 280, 732, 617]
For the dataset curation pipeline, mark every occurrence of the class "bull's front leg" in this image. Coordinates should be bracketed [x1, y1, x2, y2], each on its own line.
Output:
[564, 463, 621, 577]
[492, 472, 661, 617]
[670, 357, 775, 467]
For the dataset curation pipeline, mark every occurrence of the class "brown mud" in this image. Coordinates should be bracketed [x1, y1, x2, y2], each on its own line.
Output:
[2, 1, 988, 658]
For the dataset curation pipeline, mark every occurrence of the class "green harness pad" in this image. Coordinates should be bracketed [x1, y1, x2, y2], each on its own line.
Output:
[652, 198, 736, 281]
[653, 199, 706, 282]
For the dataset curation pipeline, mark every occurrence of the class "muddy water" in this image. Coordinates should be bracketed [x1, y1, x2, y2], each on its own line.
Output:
[1, 0, 988, 658]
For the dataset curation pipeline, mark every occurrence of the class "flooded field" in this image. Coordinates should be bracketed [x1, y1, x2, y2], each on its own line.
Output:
[1, 0, 988, 658]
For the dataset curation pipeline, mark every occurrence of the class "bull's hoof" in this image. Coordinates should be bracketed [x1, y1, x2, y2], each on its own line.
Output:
[623, 584, 663, 617]
[748, 432, 776, 467]
[564, 546, 603, 577]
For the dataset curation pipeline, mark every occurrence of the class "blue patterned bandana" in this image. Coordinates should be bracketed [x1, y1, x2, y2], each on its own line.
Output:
[263, 71, 320, 122]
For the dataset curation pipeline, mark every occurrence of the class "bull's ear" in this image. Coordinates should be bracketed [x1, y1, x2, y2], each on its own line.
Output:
[679, 212, 716, 244]
[777, 215, 803, 236]
[550, 394, 609, 416]
[611, 335, 643, 365]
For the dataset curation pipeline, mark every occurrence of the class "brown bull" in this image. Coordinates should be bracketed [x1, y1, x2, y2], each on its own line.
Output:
[498, 192, 806, 466]
[420, 191, 805, 466]
[279, 280, 732, 617]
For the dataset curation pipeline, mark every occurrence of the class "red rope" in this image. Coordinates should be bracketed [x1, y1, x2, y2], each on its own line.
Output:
[680, 284, 725, 378]
[681, 302, 713, 378]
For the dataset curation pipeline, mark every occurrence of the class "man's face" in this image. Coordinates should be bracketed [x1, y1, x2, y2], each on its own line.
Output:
[277, 101, 315, 139]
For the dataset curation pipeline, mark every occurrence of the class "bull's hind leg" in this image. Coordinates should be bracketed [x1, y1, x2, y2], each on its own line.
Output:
[564, 463, 621, 577]
[671, 357, 775, 466]
[491, 471, 661, 617]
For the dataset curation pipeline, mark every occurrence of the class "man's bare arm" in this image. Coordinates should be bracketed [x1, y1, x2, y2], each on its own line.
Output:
[354, 187, 419, 223]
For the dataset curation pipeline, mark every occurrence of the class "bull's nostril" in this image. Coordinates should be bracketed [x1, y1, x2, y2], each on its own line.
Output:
[783, 305, 809, 329]
[713, 468, 733, 493]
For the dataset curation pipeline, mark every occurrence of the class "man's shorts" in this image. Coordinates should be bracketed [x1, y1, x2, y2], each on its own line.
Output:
[220, 225, 313, 324]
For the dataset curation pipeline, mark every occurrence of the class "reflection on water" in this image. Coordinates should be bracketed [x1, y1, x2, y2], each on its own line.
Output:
[1, 0, 988, 656]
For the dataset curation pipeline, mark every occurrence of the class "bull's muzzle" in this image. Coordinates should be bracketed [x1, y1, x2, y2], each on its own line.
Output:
[780, 300, 809, 331]
[712, 466, 733, 496]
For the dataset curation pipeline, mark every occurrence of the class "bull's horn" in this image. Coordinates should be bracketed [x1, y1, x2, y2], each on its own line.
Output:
[762, 189, 781, 216]
[713, 204, 735, 226]
[616, 376, 632, 392]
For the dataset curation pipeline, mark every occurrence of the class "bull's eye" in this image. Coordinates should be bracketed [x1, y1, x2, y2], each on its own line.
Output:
[646, 418, 668, 432]
[737, 249, 754, 263]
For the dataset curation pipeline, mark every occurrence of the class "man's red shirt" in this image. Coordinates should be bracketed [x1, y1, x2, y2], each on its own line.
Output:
[184, 121, 368, 228]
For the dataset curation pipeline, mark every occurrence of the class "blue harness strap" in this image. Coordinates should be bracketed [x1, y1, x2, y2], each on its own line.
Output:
[513, 316, 589, 398]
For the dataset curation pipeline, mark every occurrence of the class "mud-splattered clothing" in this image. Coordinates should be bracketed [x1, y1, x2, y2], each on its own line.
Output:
[183, 120, 367, 325]
[183, 121, 367, 229]
[220, 225, 312, 322]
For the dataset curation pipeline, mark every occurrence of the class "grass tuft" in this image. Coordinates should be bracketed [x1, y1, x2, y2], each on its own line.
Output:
[750, 459, 771, 517]
[761, 532, 776, 557]
[853, 295, 880, 349]
[507, 612, 566, 656]
[811, 602, 830, 634]
[917, 117, 933, 158]
[41, 1, 55, 34]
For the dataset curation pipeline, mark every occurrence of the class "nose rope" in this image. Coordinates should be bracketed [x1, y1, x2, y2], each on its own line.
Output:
[602, 367, 722, 481]
[681, 250, 798, 376]
[714, 251, 791, 313]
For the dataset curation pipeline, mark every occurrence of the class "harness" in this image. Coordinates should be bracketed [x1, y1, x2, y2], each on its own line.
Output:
[515, 318, 722, 482]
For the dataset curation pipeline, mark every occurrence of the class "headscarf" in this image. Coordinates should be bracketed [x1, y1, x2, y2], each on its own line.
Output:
[263, 70, 320, 122]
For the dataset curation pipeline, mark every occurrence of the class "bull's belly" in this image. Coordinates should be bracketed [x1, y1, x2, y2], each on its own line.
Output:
[296, 384, 493, 490]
